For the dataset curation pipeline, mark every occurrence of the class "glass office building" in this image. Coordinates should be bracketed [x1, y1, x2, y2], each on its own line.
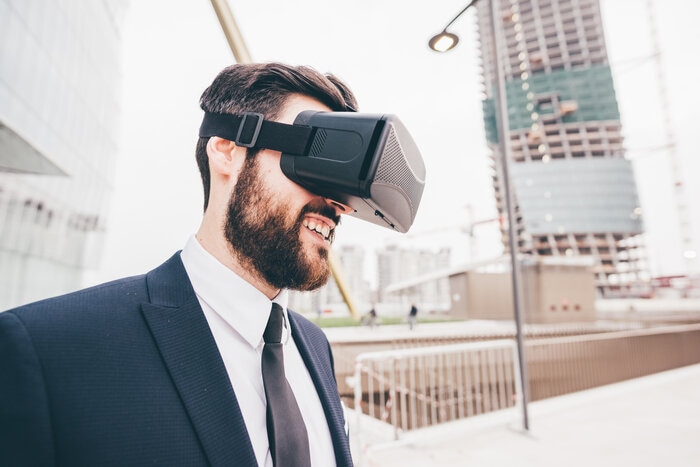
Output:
[0, 0, 129, 309]
[477, 0, 647, 296]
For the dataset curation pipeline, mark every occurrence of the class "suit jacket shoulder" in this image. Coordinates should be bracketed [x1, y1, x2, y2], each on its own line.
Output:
[0, 253, 256, 466]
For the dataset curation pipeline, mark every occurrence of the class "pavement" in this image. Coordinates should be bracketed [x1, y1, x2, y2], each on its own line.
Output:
[323, 319, 519, 343]
[322, 315, 685, 345]
[346, 363, 700, 467]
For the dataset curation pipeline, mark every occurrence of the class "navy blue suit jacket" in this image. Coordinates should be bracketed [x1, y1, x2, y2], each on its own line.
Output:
[0, 253, 353, 467]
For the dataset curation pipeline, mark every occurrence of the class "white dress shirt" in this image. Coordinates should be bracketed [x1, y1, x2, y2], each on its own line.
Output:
[180, 235, 336, 467]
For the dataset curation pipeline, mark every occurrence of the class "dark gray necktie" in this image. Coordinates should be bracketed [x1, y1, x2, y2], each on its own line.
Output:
[262, 303, 311, 467]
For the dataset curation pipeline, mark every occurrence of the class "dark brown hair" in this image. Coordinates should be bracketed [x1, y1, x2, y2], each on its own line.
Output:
[196, 62, 358, 210]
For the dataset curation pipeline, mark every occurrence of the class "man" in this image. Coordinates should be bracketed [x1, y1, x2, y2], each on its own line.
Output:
[0, 63, 358, 467]
[408, 303, 418, 330]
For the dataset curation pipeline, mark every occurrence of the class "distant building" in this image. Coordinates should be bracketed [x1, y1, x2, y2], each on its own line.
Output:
[378, 245, 451, 313]
[329, 244, 368, 305]
[290, 244, 453, 316]
[289, 244, 370, 315]
[476, 0, 648, 297]
[0, 1, 129, 309]
[386, 255, 597, 324]
[450, 256, 597, 323]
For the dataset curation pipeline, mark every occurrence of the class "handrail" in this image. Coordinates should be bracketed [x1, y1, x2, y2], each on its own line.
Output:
[352, 339, 522, 440]
[349, 324, 700, 442]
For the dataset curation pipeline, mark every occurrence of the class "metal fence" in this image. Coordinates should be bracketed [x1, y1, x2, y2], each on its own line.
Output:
[350, 324, 700, 438]
[352, 340, 522, 439]
[526, 324, 700, 400]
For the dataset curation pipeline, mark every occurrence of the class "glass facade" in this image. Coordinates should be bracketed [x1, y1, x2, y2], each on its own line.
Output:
[0, 0, 129, 309]
[512, 158, 642, 235]
[484, 66, 621, 143]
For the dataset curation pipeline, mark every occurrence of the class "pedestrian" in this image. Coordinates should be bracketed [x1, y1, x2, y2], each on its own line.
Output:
[0, 62, 425, 467]
[368, 307, 377, 329]
[408, 303, 418, 330]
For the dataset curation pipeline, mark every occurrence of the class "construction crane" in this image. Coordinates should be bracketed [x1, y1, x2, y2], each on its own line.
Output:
[398, 204, 500, 263]
[646, 0, 698, 274]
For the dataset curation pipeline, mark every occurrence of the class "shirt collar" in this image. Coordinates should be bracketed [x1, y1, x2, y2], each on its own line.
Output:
[180, 235, 290, 348]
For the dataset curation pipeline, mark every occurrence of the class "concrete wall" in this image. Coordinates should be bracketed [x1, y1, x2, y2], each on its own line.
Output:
[449, 259, 596, 323]
[463, 272, 515, 321]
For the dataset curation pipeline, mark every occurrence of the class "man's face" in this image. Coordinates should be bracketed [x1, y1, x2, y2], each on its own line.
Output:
[223, 94, 343, 291]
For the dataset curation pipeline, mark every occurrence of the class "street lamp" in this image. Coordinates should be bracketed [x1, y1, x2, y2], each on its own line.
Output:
[428, 0, 531, 431]
[427, 0, 480, 52]
[428, 31, 460, 53]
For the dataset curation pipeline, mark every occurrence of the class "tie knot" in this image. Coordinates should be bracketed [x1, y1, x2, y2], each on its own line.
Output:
[264, 303, 285, 344]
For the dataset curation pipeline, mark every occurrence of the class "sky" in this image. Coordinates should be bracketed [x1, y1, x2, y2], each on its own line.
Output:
[90, 0, 700, 287]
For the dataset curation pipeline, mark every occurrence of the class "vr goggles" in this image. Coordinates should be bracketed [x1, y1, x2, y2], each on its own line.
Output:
[199, 110, 426, 233]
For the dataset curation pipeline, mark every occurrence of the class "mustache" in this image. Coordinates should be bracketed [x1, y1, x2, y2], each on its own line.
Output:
[298, 202, 342, 227]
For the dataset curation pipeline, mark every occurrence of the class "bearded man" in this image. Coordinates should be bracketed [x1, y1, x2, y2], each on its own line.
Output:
[0, 63, 359, 467]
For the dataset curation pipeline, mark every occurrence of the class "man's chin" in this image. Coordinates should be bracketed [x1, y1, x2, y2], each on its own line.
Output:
[297, 253, 332, 291]
[317, 245, 330, 260]
[300, 237, 330, 260]
[293, 269, 331, 292]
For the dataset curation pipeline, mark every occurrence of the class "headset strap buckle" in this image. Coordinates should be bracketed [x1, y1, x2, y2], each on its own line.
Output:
[235, 112, 264, 148]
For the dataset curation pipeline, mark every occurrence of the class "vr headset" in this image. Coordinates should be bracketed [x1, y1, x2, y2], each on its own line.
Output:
[199, 110, 426, 233]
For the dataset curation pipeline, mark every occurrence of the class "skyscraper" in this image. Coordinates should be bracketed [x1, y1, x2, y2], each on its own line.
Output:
[0, 0, 129, 309]
[476, 0, 647, 297]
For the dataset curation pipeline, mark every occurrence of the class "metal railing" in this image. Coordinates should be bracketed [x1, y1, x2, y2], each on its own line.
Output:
[525, 324, 700, 400]
[350, 324, 700, 438]
[333, 320, 657, 396]
[352, 339, 522, 439]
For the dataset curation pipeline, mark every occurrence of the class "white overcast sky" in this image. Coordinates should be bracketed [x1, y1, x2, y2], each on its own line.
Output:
[89, 0, 700, 286]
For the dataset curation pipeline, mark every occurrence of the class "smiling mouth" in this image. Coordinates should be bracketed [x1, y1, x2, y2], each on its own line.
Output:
[302, 218, 333, 241]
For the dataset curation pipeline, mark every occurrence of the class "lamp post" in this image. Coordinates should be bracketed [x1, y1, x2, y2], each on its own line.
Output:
[429, 0, 530, 431]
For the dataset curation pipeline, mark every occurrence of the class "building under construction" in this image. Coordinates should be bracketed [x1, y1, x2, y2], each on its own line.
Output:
[476, 0, 648, 297]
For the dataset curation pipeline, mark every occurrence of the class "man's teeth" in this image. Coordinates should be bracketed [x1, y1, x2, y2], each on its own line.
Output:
[303, 219, 331, 239]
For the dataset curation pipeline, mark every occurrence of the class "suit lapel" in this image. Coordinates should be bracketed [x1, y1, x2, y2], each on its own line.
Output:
[289, 313, 354, 467]
[141, 253, 257, 467]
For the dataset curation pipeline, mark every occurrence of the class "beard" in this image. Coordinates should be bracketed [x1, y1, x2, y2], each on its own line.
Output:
[224, 156, 340, 291]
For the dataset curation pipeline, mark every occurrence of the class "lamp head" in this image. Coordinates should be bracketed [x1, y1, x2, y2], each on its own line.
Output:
[428, 31, 459, 52]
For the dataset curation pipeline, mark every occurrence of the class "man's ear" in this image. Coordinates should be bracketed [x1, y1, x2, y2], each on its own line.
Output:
[207, 137, 245, 177]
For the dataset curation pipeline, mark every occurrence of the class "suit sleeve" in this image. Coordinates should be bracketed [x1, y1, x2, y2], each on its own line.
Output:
[0, 311, 55, 466]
